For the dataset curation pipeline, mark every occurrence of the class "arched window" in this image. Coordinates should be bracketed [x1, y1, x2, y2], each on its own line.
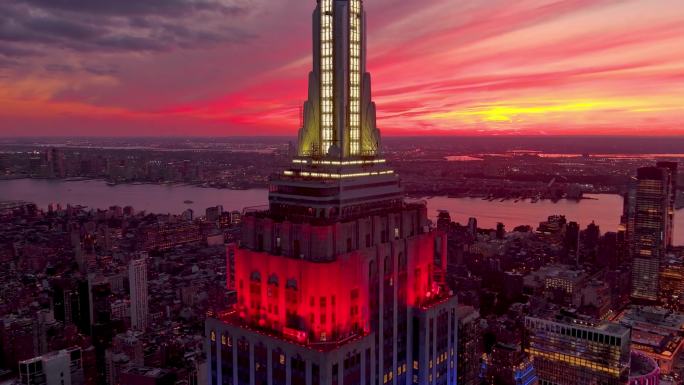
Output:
[384, 255, 392, 274]
[222, 332, 232, 347]
[268, 274, 279, 286]
[286, 278, 298, 290]
[250, 271, 262, 282]
[398, 252, 406, 272]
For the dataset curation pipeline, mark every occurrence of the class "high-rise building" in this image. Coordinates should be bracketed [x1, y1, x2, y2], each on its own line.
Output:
[81, 346, 98, 385]
[620, 177, 637, 259]
[86, 275, 117, 383]
[207, 205, 224, 223]
[205, 1, 458, 385]
[496, 222, 506, 240]
[483, 343, 537, 385]
[455, 306, 482, 385]
[88, 274, 113, 333]
[18, 347, 84, 385]
[436, 210, 451, 231]
[45, 147, 66, 179]
[129, 256, 148, 331]
[524, 310, 631, 385]
[656, 161, 678, 247]
[467, 218, 478, 237]
[563, 221, 579, 265]
[659, 259, 684, 310]
[630, 166, 671, 302]
[0, 315, 38, 372]
[51, 278, 90, 335]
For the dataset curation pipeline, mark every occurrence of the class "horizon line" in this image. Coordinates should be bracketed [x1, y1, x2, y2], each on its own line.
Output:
[3, 134, 684, 139]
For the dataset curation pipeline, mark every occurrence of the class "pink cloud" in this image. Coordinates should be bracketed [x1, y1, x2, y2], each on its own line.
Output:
[1, 0, 684, 136]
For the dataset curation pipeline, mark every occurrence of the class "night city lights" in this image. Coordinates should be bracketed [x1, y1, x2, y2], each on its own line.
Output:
[1, 1, 684, 385]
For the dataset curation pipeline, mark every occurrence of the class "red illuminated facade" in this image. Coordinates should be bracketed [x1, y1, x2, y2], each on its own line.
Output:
[234, 206, 446, 344]
[207, 200, 457, 385]
[205, 1, 459, 384]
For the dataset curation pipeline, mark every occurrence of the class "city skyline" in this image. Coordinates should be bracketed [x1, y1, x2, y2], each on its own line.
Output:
[2, 1, 684, 385]
[1, 0, 684, 137]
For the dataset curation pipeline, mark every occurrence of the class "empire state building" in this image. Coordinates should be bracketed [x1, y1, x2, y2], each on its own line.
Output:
[206, 1, 459, 385]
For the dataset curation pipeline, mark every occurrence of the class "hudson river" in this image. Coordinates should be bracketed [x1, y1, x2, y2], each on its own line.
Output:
[2, 178, 683, 245]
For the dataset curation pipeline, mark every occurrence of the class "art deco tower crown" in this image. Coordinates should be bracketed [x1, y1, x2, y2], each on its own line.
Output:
[270, 0, 400, 222]
[298, 0, 380, 158]
[207, 3, 455, 384]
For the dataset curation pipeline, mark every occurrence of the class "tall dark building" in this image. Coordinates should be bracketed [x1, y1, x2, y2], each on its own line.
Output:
[45, 147, 66, 178]
[563, 221, 580, 265]
[579, 221, 600, 264]
[656, 161, 678, 248]
[455, 306, 482, 385]
[51, 278, 91, 336]
[620, 177, 636, 262]
[630, 166, 672, 302]
[484, 343, 537, 385]
[204, 1, 459, 385]
[87, 276, 119, 384]
[467, 218, 477, 237]
[0, 316, 38, 372]
[436, 210, 451, 231]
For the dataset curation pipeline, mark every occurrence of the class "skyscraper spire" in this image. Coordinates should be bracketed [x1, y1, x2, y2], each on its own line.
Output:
[298, 0, 380, 158]
[207, 3, 458, 385]
[273, 0, 400, 223]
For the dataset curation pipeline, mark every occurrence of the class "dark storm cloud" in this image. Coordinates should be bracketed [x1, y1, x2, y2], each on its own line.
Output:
[43, 62, 120, 77]
[0, 0, 255, 56]
[0, 43, 37, 58]
[20, 0, 247, 17]
[82, 64, 119, 77]
[0, 40, 37, 70]
[44, 63, 76, 73]
[0, 57, 19, 69]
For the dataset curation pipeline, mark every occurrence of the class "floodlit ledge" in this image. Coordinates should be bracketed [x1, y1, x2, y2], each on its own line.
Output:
[283, 170, 394, 179]
[293, 159, 386, 166]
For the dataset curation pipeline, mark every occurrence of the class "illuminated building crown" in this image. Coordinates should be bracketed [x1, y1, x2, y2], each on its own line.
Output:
[269, 0, 400, 222]
[298, 0, 380, 158]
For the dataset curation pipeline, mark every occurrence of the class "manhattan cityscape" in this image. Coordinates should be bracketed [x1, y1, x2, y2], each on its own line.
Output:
[1, 1, 684, 385]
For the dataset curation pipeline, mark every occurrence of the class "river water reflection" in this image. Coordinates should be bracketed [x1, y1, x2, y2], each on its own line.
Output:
[2, 179, 682, 245]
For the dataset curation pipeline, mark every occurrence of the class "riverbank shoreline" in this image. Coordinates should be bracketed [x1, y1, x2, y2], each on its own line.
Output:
[4, 178, 682, 244]
[0, 176, 259, 190]
[2, 176, 611, 201]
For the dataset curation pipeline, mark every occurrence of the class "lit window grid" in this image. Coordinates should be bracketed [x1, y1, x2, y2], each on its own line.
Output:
[524, 317, 629, 382]
[320, 0, 334, 152]
[349, 0, 361, 155]
[527, 348, 622, 377]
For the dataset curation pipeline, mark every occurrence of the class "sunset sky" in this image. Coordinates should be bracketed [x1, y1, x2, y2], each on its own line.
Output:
[1, 0, 683, 137]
